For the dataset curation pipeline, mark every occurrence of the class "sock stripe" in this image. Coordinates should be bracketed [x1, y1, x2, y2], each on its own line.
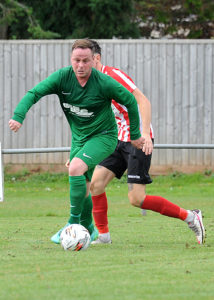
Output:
[70, 213, 81, 217]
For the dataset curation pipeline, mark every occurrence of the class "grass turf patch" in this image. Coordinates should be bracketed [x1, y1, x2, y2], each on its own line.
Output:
[1, 172, 214, 300]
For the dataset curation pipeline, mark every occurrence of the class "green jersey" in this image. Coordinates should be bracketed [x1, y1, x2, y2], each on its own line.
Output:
[12, 66, 141, 146]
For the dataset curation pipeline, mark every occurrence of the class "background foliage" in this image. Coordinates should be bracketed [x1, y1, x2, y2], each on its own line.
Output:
[0, 0, 213, 39]
[137, 0, 214, 38]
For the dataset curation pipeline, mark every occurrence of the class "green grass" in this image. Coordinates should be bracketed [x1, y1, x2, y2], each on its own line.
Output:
[1, 172, 214, 300]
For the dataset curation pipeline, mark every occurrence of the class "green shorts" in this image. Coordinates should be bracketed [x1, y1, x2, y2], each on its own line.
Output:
[70, 133, 117, 181]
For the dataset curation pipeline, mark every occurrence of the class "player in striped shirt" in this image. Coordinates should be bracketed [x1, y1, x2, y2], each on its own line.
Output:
[89, 40, 205, 245]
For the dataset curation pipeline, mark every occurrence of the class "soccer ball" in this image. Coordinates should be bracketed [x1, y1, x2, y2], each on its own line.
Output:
[60, 224, 90, 251]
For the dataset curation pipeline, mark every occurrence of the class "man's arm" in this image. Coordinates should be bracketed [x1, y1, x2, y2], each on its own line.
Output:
[9, 70, 60, 129]
[132, 88, 153, 155]
[107, 79, 145, 148]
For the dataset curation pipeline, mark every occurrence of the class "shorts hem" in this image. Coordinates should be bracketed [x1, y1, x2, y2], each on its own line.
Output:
[127, 178, 153, 185]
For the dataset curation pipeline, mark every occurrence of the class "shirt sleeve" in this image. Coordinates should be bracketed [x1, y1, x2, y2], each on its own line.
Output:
[107, 67, 136, 93]
[106, 77, 141, 140]
[12, 70, 61, 124]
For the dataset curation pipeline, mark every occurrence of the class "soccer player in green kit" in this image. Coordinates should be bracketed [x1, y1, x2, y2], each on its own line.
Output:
[9, 39, 144, 244]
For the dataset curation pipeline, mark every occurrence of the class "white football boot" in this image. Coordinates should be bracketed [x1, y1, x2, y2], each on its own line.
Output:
[91, 233, 112, 244]
[187, 209, 205, 245]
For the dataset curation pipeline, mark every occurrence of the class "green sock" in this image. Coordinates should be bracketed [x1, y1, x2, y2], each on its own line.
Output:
[68, 175, 87, 224]
[80, 193, 94, 235]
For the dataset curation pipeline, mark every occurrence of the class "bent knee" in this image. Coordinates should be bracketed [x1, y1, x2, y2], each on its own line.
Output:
[69, 158, 88, 176]
[90, 179, 105, 195]
[128, 190, 146, 208]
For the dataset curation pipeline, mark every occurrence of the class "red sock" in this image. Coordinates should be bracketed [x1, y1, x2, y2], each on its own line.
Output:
[92, 192, 109, 233]
[141, 195, 188, 220]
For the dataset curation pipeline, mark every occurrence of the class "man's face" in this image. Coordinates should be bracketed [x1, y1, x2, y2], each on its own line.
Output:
[71, 48, 94, 79]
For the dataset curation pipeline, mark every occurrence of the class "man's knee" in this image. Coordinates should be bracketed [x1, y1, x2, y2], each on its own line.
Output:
[91, 166, 115, 196]
[128, 192, 142, 207]
[128, 183, 146, 208]
[69, 157, 88, 176]
[90, 179, 105, 195]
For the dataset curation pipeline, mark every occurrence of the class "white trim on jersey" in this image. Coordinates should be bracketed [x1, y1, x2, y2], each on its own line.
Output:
[112, 69, 137, 90]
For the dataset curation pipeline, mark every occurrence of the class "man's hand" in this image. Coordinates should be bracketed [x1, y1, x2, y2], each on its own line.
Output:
[142, 134, 153, 155]
[131, 137, 145, 150]
[9, 119, 22, 132]
[65, 159, 70, 168]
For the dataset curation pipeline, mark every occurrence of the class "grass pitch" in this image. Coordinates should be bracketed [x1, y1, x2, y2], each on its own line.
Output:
[1, 171, 214, 300]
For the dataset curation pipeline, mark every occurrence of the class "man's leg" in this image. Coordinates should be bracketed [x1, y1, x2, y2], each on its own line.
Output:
[128, 183, 205, 245]
[68, 158, 89, 224]
[91, 166, 115, 243]
[51, 158, 88, 244]
[80, 181, 99, 242]
[68, 179, 86, 223]
[80, 181, 93, 232]
[127, 146, 205, 245]
[90, 141, 129, 244]
[51, 134, 117, 244]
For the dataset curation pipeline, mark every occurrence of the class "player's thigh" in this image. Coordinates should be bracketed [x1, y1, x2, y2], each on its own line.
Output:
[75, 134, 117, 170]
[98, 140, 129, 179]
[127, 146, 153, 185]
[91, 165, 115, 195]
[127, 145, 152, 207]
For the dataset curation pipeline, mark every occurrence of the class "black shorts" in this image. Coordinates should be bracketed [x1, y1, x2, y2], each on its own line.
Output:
[98, 140, 153, 184]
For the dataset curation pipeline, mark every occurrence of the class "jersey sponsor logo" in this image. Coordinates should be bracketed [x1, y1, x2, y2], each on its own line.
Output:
[63, 103, 94, 117]
[83, 153, 92, 159]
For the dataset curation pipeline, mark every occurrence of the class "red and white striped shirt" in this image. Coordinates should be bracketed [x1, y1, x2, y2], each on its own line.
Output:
[101, 65, 154, 142]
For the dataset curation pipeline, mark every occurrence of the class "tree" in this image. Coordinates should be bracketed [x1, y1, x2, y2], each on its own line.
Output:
[70, 0, 140, 38]
[1, 0, 140, 39]
[21, 0, 75, 39]
[22, 0, 140, 39]
[1, 0, 213, 39]
[135, 0, 214, 39]
[0, 0, 60, 39]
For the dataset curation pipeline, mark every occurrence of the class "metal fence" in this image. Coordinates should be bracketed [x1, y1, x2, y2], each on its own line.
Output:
[1, 143, 214, 202]
[0, 39, 214, 167]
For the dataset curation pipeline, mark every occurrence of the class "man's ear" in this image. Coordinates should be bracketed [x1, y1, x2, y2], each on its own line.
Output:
[94, 54, 101, 62]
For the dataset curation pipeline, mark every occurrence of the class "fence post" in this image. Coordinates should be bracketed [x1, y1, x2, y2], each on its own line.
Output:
[0, 142, 4, 202]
